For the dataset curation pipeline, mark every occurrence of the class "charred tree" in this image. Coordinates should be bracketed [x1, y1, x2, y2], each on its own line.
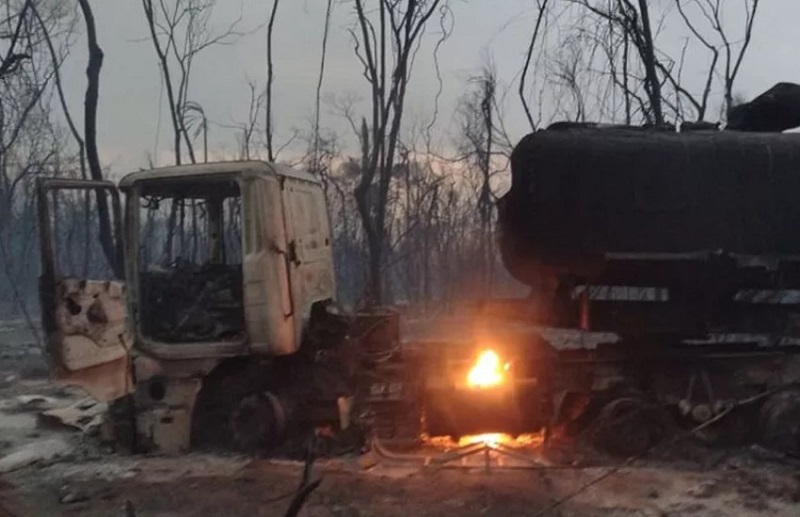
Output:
[76, 0, 119, 275]
[675, 0, 760, 121]
[635, 0, 662, 125]
[572, 0, 665, 124]
[265, 0, 280, 162]
[349, 0, 446, 305]
[0, 0, 33, 79]
[141, 0, 240, 166]
[458, 65, 499, 296]
[519, 0, 549, 131]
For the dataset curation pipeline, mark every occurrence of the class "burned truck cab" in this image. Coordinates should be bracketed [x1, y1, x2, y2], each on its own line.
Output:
[37, 162, 341, 453]
[120, 162, 335, 358]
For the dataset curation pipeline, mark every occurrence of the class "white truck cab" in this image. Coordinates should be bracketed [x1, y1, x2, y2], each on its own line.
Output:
[37, 162, 342, 453]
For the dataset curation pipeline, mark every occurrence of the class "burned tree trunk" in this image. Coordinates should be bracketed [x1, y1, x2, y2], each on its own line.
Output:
[265, 0, 280, 162]
[636, 0, 662, 125]
[76, 0, 119, 276]
[350, 0, 444, 306]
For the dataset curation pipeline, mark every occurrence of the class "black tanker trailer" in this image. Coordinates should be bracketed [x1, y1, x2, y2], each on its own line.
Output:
[499, 124, 800, 337]
[482, 122, 800, 456]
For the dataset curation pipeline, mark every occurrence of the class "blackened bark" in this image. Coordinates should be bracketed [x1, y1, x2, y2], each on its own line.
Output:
[76, 0, 119, 276]
[266, 0, 280, 162]
[637, 0, 662, 125]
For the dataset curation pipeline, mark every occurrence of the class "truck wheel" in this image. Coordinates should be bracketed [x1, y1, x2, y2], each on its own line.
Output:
[191, 359, 277, 450]
[693, 406, 752, 447]
[590, 397, 666, 457]
[758, 388, 800, 457]
[230, 391, 293, 452]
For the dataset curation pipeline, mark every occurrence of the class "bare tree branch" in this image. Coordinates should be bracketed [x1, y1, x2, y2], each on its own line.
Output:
[311, 0, 333, 172]
[674, 0, 760, 116]
[0, 0, 32, 79]
[265, 0, 280, 161]
[142, 0, 241, 165]
[519, 0, 549, 131]
[30, 2, 85, 178]
[349, 0, 445, 304]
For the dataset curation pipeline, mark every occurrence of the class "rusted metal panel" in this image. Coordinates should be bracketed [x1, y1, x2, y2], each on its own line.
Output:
[55, 279, 131, 371]
[46, 277, 133, 403]
[53, 358, 132, 403]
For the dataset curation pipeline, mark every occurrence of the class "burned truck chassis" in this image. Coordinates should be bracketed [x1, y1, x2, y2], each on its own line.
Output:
[550, 339, 800, 456]
[364, 252, 800, 458]
[366, 334, 800, 458]
[34, 157, 800, 459]
[106, 300, 358, 455]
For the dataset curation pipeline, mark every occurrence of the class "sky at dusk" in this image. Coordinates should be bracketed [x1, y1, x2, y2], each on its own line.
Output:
[56, 1, 800, 175]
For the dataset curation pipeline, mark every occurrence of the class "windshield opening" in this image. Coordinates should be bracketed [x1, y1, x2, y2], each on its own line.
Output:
[136, 177, 244, 344]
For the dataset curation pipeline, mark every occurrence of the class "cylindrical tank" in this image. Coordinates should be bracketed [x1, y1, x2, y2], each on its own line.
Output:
[499, 125, 800, 287]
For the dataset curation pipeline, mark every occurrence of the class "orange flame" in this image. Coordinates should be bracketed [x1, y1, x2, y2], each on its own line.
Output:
[467, 350, 509, 389]
[459, 433, 506, 446]
[458, 433, 543, 447]
[425, 433, 544, 448]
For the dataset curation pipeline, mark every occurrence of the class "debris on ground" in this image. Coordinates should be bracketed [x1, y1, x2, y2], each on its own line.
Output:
[37, 398, 106, 433]
[2, 319, 800, 516]
[0, 438, 72, 474]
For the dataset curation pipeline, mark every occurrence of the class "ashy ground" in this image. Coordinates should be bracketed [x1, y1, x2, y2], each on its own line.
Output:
[3, 317, 800, 517]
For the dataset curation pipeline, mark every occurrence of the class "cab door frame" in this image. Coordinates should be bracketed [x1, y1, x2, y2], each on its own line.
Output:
[36, 177, 133, 402]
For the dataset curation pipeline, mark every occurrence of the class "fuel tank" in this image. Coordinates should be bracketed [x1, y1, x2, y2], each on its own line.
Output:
[499, 124, 800, 287]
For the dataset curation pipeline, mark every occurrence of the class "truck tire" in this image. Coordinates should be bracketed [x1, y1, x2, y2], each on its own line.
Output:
[758, 388, 800, 457]
[589, 396, 668, 457]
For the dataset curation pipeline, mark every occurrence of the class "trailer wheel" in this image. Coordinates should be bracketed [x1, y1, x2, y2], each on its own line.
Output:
[590, 397, 666, 457]
[758, 389, 800, 457]
[693, 406, 752, 447]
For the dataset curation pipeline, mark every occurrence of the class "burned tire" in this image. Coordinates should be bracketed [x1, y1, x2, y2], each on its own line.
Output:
[758, 388, 800, 457]
[589, 397, 668, 457]
[190, 359, 275, 450]
[230, 391, 294, 452]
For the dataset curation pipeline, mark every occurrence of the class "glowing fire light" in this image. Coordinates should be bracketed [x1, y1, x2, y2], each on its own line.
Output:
[467, 350, 510, 389]
[460, 433, 505, 446]
[456, 433, 543, 447]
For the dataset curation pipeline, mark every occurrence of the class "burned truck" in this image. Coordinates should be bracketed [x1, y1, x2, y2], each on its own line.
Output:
[35, 125, 800, 459]
[37, 163, 363, 453]
[490, 124, 800, 455]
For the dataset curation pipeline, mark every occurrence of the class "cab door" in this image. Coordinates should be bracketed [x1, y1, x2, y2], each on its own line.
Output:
[281, 177, 336, 321]
[36, 178, 133, 402]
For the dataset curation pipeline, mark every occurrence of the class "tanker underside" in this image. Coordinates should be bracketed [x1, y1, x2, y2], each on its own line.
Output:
[102, 252, 800, 461]
[363, 253, 800, 461]
[105, 255, 800, 462]
[365, 324, 800, 462]
[183, 279, 800, 461]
